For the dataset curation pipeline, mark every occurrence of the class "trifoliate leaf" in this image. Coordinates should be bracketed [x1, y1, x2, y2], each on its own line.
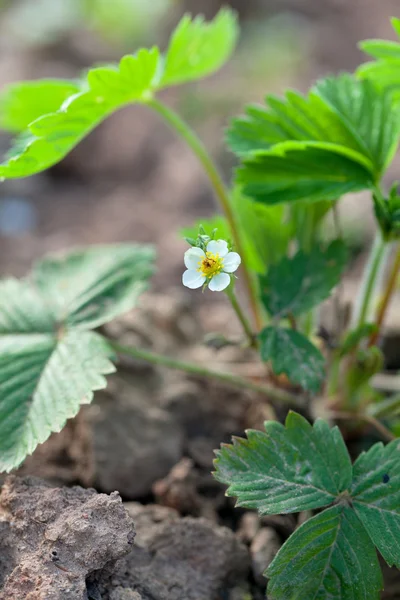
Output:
[237, 142, 373, 206]
[0, 79, 81, 133]
[0, 9, 239, 180]
[214, 412, 352, 514]
[0, 48, 161, 179]
[228, 74, 399, 177]
[259, 326, 325, 393]
[351, 438, 400, 568]
[267, 505, 382, 600]
[160, 8, 238, 87]
[0, 244, 155, 471]
[259, 240, 348, 319]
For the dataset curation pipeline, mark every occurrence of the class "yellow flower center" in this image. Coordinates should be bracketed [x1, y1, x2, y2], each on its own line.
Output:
[198, 251, 224, 277]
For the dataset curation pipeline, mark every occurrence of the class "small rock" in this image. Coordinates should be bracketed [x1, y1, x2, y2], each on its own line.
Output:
[237, 512, 261, 545]
[153, 458, 224, 520]
[123, 502, 179, 547]
[260, 513, 297, 538]
[110, 590, 144, 600]
[250, 527, 281, 587]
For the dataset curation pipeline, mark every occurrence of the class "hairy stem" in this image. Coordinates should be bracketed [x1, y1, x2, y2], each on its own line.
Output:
[332, 203, 345, 335]
[351, 231, 392, 330]
[225, 284, 256, 348]
[369, 242, 400, 346]
[109, 340, 300, 406]
[147, 97, 262, 330]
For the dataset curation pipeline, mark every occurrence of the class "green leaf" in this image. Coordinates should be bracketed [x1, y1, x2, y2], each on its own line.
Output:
[358, 20, 400, 102]
[351, 438, 400, 567]
[227, 103, 290, 157]
[160, 8, 238, 87]
[360, 40, 400, 61]
[358, 59, 400, 101]
[31, 244, 154, 329]
[228, 90, 371, 163]
[314, 75, 400, 174]
[228, 74, 399, 177]
[0, 48, 161, 179]
[259, 326, 325, 393]
[360, 18, 400, 60]
[0, 244, 155, 471]
[290, 199, 332, 252]
[0, 79, 81, 133]
[0, 326, 114, 473]
[214, 412, 352, 514]
[232, 190, 293, 271]
[229, 74, 397, 208]
[267, 505, 382, 600]
[393, 17, 400, 39]
[0, 9, 239, 180]
[237, 142, 373, 206]
[259, 240, 348, 319]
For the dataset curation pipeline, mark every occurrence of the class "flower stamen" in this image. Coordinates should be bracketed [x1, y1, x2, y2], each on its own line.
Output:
[198, 252, 224, 277]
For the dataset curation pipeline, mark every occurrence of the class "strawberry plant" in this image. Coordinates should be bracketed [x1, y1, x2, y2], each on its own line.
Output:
[1, 9, 400, 599]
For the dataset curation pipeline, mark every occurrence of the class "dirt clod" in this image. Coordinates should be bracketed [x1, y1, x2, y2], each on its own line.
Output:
[94, 505, 250, 600]
[0, 476, 135, 600]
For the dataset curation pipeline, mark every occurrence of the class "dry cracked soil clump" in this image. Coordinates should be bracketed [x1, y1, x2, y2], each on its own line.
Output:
[0, 476, 135, 599]
[0, 476, 250, 600]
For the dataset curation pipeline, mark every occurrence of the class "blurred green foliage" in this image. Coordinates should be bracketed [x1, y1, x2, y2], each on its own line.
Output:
[0, 0, 175, 48]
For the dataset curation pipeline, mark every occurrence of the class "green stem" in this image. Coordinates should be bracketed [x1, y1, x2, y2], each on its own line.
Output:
[328, 410, 395, 442]
[147, 97, 262, 331]
[109, 340, 300, 407]
[351, 231, 391, 330]
[369, 241, 400, 347]
[225, 284, 256, 347]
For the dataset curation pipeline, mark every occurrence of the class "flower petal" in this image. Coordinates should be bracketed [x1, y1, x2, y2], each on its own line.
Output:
[206, 239, 229, 257]
[184, 247, 205, 269]
[223, 251, 241, 273]
[208, 272, 231, 292]
[183, 269, 206, 289]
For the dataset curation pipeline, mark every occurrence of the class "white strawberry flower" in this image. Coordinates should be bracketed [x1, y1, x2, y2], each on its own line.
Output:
[182, 239, 241, 292]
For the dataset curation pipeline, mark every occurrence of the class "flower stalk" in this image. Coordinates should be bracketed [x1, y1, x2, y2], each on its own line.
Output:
[351, 231, 392, 330]
[369, 241, 400, 346]
[147, 97, 263, 330]
[109, 339, 300, 406]
[225, 283, 257, 348]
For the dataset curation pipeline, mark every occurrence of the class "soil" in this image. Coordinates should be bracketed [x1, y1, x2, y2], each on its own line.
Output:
[2, 0, 400, 598]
